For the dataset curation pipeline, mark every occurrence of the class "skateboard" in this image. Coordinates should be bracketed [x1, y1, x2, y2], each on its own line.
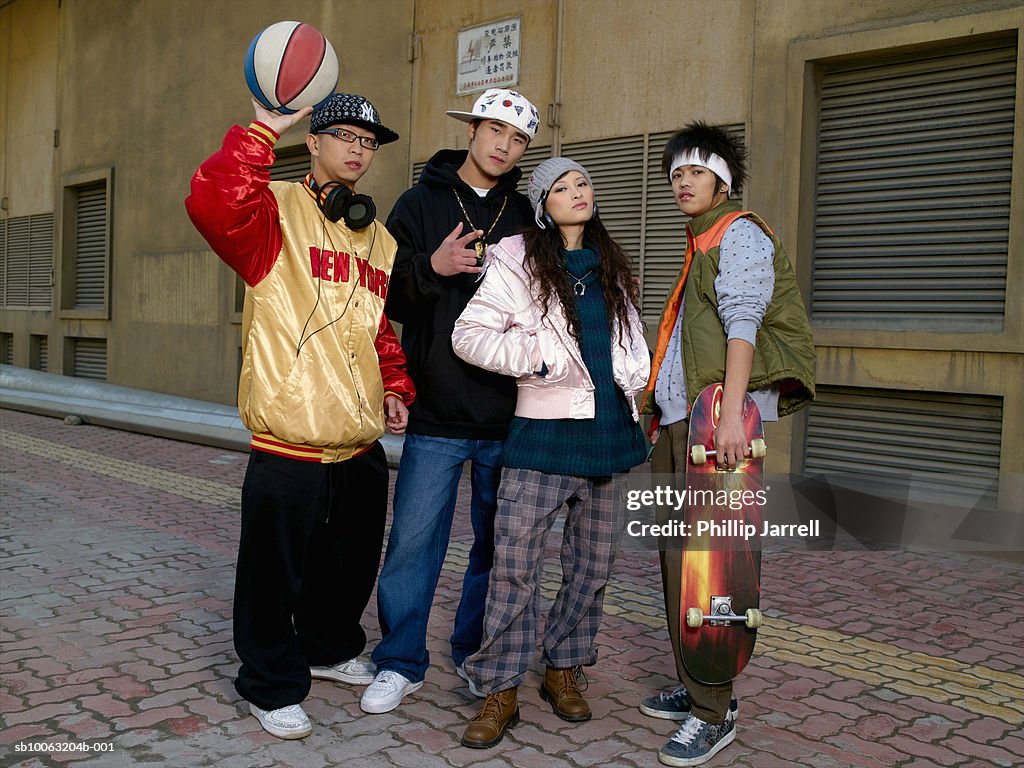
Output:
[679, 383, 766, 685]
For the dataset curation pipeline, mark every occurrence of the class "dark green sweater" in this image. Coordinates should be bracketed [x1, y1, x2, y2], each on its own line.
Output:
[501, 248, 646, 477]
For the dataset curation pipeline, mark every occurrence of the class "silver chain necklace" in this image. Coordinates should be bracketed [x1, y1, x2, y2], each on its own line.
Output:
[563, 266, 595, 296]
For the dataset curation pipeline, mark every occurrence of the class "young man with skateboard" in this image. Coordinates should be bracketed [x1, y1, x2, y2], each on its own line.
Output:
[186, 93, 414, 739]
[639, 122, 814, 765]
[362, 89, 541, 714]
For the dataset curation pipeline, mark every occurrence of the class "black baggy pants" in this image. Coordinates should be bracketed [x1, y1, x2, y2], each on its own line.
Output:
[233, 443, 387, 710]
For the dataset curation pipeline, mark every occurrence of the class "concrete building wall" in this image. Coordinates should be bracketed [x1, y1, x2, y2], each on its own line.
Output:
[407, 0, 754, 157]
[1, 0, 413, 402]
[0, 0, 57, 216]
[0, 0, 60, 371]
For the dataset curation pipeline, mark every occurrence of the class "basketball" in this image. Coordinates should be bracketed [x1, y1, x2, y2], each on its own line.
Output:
[244, 21, 339, 114]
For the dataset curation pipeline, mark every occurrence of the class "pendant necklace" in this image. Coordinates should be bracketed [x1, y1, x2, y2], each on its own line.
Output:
[452, 191, 508, 263]
[564, 266, 596, 296]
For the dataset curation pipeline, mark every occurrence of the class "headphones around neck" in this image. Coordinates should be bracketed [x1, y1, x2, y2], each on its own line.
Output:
[315, 180, 376, 230]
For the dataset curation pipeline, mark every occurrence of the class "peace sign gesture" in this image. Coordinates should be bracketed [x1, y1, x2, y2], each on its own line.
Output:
[430, 223, 485, 276]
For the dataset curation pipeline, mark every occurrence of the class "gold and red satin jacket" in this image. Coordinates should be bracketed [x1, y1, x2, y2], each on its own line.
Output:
[185, 122, 414, 463]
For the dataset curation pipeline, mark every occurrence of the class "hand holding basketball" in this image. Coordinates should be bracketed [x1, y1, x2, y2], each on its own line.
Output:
[252, 98, 312, 135]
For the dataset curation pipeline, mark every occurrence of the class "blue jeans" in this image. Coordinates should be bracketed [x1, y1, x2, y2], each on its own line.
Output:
[372, 434, 502, 683]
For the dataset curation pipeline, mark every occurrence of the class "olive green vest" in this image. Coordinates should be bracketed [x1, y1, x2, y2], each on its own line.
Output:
[645, 201, 816, 418]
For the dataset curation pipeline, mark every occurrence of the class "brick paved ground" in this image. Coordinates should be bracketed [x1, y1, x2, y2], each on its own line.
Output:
[1, 408, 1021, 768]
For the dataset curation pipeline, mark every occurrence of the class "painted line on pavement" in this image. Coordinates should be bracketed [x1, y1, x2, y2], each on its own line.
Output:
[1, 430, 240, 508]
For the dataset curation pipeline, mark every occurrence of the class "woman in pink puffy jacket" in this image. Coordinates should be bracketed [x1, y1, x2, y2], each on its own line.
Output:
[451, 157, 649, 748]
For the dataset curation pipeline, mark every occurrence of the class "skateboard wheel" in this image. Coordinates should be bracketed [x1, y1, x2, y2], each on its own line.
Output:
[690, 445, 707, 465]
[745, 608, 763, 629]
[685, 608, 704, 628]
[750, 439, 766, 459]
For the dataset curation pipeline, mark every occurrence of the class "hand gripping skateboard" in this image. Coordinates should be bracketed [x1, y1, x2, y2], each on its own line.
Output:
[679, 383, 766, 684]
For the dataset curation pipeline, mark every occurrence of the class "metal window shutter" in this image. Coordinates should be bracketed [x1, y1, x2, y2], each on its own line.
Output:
[561, 135, 644, 276]
[641, 125, 746, 322]
[2, 214, 53, 308]
[804, 385, 1002, 509]
[410, 159, 427, 187]
[32, 336, 48, 371]
[812, 38, 1016, 330]
[641, 130, 684, 320]
[513, 143, 553, 197]
[3, 219, 24, 306]
[4, 217, 30, 306]
[0, 219, 5, 305]
[270, 151, 311, 182]
[74, 184, 107, 308]
[29, 214, 53, 309]
[72, 337, 107, 380]
[0, 219, 5, 304]
[0, 333, 11, 365]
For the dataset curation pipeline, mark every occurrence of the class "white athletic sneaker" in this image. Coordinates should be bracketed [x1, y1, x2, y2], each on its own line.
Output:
[360, 670, 423, 714]
[310, 657, 376, 685]
[249, 702, 312, 739]
[456, 662, 485, 698]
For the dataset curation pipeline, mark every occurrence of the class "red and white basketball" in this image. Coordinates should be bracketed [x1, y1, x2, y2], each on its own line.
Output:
[244, 21, 339, 114]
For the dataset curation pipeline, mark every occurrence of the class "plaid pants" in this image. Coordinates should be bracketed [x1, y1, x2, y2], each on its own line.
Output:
[464, 468, 623, 693]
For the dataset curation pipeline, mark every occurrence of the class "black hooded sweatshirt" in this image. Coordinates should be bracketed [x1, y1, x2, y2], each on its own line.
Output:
[384, 149, 533, 439]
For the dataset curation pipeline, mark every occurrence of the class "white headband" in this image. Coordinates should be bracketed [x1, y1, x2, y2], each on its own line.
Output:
[669, 150, 733, 193]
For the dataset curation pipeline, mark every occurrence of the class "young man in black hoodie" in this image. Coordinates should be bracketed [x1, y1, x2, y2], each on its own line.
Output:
[362, 89, 541, 714]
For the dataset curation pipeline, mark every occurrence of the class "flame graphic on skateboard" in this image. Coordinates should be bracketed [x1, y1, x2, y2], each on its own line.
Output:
[680, 383, 765, 684]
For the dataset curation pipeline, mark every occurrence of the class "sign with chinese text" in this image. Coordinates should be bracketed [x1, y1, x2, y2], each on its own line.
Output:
[456, 18, 521, 95]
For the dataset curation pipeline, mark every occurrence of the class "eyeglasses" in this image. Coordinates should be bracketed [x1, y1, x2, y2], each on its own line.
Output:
[317, 128, 379, 151]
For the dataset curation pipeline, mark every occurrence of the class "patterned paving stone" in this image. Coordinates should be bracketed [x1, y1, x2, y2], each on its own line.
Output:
[1, 409, 1022, 767]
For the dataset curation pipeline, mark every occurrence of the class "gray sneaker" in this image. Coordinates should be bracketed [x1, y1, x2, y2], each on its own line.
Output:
[658, 712, 736, 766]
[640, 686, 691, 720]
[640, 687, 739, 723]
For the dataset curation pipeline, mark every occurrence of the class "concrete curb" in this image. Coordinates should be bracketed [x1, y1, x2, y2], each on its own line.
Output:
[0, 365, 404, 465]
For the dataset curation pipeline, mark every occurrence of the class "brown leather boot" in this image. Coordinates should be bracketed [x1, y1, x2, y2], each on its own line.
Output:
[540, 666, 591, 722]
[460, 687, 520, 748]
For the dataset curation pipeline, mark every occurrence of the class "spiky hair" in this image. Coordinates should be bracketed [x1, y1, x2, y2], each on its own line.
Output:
[661, 121, 748, 194]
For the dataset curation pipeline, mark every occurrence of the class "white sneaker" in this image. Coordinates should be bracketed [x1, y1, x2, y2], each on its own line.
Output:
[456, 662, 485, 698]
[360, 670, 423, 714]
[249, 702, 312, 739]
[310, 657, 376, 684]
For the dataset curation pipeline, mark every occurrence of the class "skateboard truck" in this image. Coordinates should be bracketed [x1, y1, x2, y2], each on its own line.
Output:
[690, 439, 766, 467]
[686, 596, 764, 629]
